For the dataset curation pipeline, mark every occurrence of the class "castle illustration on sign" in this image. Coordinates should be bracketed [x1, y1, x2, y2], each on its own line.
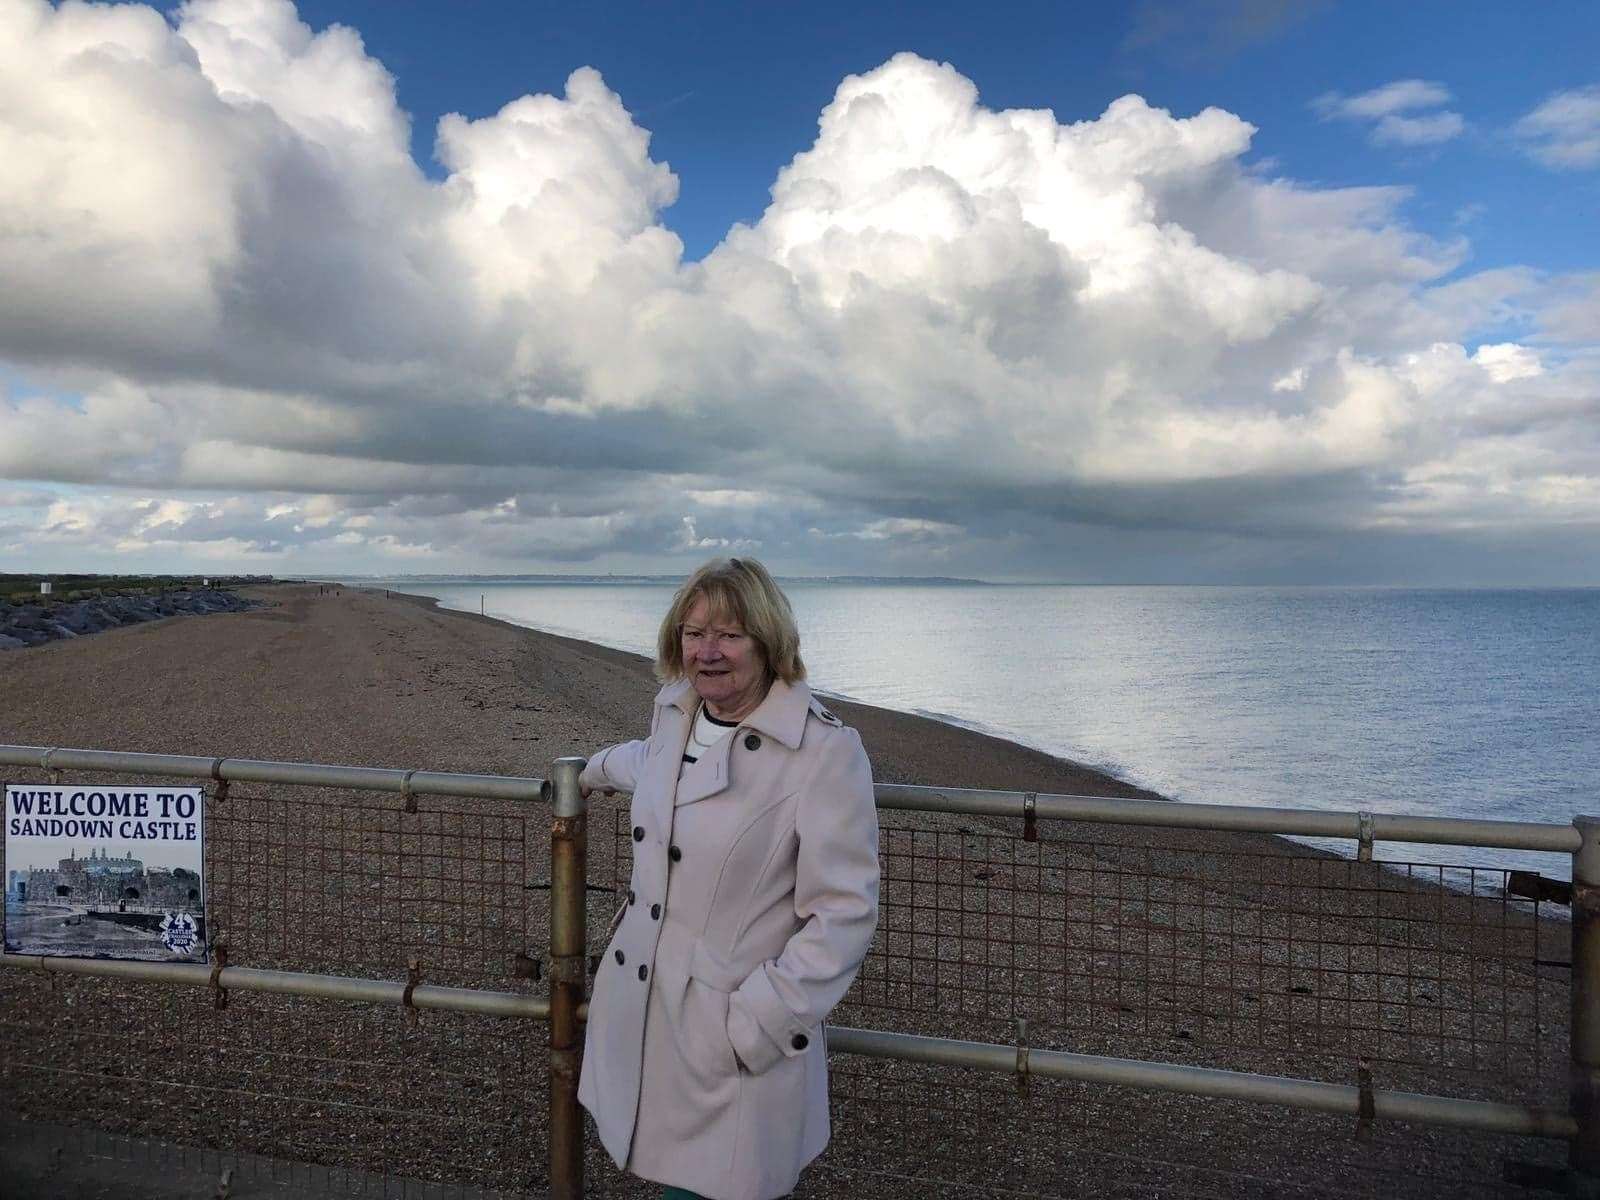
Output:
[5, 845, 206, 959]
[10, 845, 201, 909]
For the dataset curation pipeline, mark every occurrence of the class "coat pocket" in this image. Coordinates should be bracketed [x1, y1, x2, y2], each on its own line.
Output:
[679, 976, 738, 1083]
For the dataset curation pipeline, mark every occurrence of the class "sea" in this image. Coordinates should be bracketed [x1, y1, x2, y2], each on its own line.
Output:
[352, 579, 1598, 879]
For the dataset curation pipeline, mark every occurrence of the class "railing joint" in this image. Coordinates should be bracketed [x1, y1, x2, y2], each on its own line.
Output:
[1015, 1017, 1030, 1094]
[1354, 1059, 1375, 1140]
[403, 958, 423, 1026]
[209, 943, 229, 1011]
[548, 954, 586, 986]
[1356, 811, 1375, 862]
[209, 758, 230, 803]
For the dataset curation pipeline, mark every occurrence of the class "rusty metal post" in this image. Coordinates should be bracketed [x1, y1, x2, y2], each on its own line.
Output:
[1573, 817, 1600, 1182]
[547, 757, 588, 1200]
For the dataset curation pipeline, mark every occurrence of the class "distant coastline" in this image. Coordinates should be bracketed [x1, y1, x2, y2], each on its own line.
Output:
[332, 572, 994, 586]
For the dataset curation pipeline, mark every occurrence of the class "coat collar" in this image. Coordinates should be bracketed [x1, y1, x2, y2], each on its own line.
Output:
[654, 676, 812, 750]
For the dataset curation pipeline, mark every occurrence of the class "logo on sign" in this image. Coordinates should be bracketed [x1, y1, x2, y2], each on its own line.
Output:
[161, 912, 200, 956]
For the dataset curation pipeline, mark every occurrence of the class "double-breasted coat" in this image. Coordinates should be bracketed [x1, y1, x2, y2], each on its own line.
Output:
[577, 676, 880, 1200]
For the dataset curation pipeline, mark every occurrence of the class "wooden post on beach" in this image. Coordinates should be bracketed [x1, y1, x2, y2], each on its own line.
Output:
[547, 757, 588, 1200]
[1573, 815, 1600, 1182]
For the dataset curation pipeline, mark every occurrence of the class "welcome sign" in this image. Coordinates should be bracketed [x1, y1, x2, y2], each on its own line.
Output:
[3, 784, 207, 962]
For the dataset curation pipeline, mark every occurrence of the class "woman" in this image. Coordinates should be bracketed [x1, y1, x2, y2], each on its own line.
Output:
[578, 557, 880, 1200]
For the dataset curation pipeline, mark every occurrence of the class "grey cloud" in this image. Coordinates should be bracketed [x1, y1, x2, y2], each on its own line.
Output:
[0, 488, 55, 508]
[0, 4, 1596, 581]
[1535, 274, 1600, 345]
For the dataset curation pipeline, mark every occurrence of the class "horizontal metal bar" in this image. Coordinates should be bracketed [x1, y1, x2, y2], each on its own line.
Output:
[0, 745, 544, 803]
[825, 1026, 1577, 1140]
[0, 953, 550, 1020]
[1, 744, 1577, 851]
[1, 951, 1569, 1139]
[875, 784, 1583, 854]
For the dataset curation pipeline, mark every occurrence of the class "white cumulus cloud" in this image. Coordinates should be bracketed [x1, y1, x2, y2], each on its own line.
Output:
[1315, 79, 1453, 120]
[1515, 85, 1600, 169]
[1314, 79, 1465, 147]
[0, 4, 1596, 580]
[1472, 343, 1542, 384]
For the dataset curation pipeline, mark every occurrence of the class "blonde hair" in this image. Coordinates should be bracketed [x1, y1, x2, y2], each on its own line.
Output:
[656, 557, 806, 685]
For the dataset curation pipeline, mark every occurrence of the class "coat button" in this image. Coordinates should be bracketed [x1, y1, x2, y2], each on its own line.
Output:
[650, 903, 661, 920]
[615, 949, 625, 965]
[669, 845, 682, 862]
[744, 733, 761, 751]
[632, 826, 644, 842]
[791, 1033, 808, 1051]
[638, 965, 648, 981]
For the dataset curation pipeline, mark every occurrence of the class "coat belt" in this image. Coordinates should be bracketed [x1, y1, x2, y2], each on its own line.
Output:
[655, 918, 748, 993]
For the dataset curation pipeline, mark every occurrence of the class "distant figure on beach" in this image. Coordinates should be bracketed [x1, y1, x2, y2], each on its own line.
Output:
[578, 557, 880, 1200]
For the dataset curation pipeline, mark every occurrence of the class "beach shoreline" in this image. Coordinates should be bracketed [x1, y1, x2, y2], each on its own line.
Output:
[394, 583, 1176, 796]
[0, 581, 1415, 880]
[1, 582, 1549, 887]
[0, 579, 1368, 915]
[371, 582, 1174, 802]
[0, 580, 1170, 819]
[362, 586, 1420, 884]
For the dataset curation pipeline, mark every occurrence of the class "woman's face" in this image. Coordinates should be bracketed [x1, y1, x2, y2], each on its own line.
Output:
[681, 593, 769, 720]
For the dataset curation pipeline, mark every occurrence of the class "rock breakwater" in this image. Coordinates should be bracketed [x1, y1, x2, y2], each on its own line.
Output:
[0, 589, 262, 650]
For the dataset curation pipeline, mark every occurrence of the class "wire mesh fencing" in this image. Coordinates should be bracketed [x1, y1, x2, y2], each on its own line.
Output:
[854, 816, 1566, 1102]
[1, 752, 1585, 1200]
[203, 777, 541, 986]
[814, 1060, 1570, 1200]
[596, 804, 1573, 1199]
[1, 765, 552, 1198]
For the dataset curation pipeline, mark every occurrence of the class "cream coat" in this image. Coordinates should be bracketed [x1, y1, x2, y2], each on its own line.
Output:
[577, 677, 879, 1200]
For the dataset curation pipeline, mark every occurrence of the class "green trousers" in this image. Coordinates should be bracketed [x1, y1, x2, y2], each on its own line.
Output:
[661, 1189, 707, 1200]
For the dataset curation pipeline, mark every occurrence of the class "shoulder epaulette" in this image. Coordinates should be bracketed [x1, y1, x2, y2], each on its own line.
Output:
[808, 698, 843, 727]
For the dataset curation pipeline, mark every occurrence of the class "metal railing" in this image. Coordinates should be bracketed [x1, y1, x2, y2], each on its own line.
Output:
[1, 742, 1596, 1198]
[601, 776, 1593, 1196]
[5, 953, 549, 1018]
[1, 745, 555, 1197]
[874, 782, 1585, 852]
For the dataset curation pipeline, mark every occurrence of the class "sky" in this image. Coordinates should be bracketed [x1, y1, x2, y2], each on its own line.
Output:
[1, 0, 1598, 584]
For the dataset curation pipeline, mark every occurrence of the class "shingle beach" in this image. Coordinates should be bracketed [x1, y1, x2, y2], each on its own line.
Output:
[0, 584, 1570, 1198]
